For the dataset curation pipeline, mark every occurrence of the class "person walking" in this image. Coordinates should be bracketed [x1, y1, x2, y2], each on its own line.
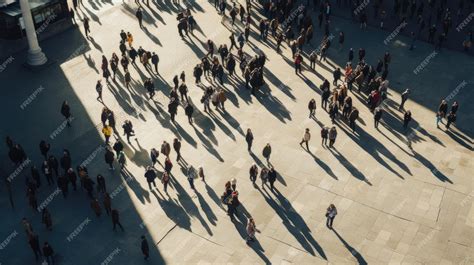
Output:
[161, 141, 171, 158]
[246, 217, 259, 243]
[113, 140, 124, 157]
[308, 99, 316, 118]
[136, 7, 143, 28]
[117, 151, 126, 170]
[325, 204, 337, 229]
[185, 103, 194, 124]
[162, 171, 170, 193]
[42, 160, 54, 185]
[42, 242, 55, 265]
[141, 235, 149, 260]
[403, 110, 412, 129]
[451, 101, 459, 115]
[144, 166, 157, 190]
[41, 208, 52, 231]
[112, 209, 124, 231]
[249, 164, 258, 184]
[104, 147, 115, 170]
[29, 234, 42, 261]
[348, 108, 359, 132]
[96, 80, 103, 102]
[328, 126, 337, 148]
[84, 17, 90, 38]
[446, 111, 456, 130]
[164, 157, 173, 174]
[150, 148, 159, 167]
[39, 140, 50, 159]
[122, 120, 135, 144]
[103, 192, 112, 215]
[96, 174, 106, 194]
[268, 166, 277, 192]
[61, 100, 72, 127]
[321, 126, 329, 146]
[245, 129, 253, 152]
[151, 52, 159, 73]
[91, 198, 102, 217]
[173, 138, 181, 161]
[399, 88, 410, 111]
[187, 166, 196, 191]
[299, 128, 311, 151]
[102, 125, 113, 145]
[260, 167, 268, 188]
[262, 143, 271, 164]
[374, 107, 383, 129]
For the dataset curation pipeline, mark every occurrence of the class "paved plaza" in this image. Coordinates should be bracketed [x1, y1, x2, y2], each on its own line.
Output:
[0, 0, 473, 264]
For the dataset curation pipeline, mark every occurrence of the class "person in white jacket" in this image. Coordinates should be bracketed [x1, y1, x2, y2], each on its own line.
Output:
[299, 128, 311, 151]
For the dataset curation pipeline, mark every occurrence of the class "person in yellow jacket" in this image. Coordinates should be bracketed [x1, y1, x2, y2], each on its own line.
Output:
[102, 125, 113, 145]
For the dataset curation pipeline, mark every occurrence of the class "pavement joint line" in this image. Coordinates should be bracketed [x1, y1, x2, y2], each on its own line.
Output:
[305, 181, 417, 225]
[447, 239, 471, 248]
[155, 223, 179, 246]
[187, 230, 227, 249]
[436, 187, 446, 223]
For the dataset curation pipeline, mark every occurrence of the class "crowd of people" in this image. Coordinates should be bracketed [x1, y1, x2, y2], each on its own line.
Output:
[2, 0, 467, 263]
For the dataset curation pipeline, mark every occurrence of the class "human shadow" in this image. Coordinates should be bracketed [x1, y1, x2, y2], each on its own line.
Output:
[308, 151, 338, 180]
[332, 229, 367, 265]
[411, 150, 453, 183]
[257, 187, 327, 259]
[328, 148, 373, 184]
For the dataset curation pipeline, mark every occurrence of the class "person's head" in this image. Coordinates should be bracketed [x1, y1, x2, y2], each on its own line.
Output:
[306, 128, 310, 132]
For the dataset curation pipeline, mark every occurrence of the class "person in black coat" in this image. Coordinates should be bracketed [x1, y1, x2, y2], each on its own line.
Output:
[403, 110, 412, 129]
[39, 140, 50, 159]
[57, 174, 69, 198]
[84, 177, 95, 198]
[31, 166, 41, 188]
[48, 155, 59, 178]
[268, 167, 277, 191]
[67, 168, 77, 191]
[141, 235, 149, 260]
[29, 234, 42, 261]
[105, 148, 115, 170]
[112, 209, 124, 231]
[113, 140, 124, 157]
[245, 129, 253, 152]
[61, 101, 72, 127]
[60, 150, 72, 174]
[144, 167, 157, 190]
[42, 242, 54, 264]
[185, 103, 194, 124]
[97, 174, 106, 193]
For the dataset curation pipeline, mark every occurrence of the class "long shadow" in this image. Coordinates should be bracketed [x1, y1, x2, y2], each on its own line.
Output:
[328, 148, 373, 184]
[307, 151, 339, 180]
[411, 150, 453, 184]
[445, 129, 473, 151]
[195, 190, 218, 225]
[257, 187, 327, 259]
[332, 229, 367, 265]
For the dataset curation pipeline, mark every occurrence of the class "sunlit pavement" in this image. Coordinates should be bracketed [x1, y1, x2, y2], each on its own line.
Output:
[0, 0, 473, 264]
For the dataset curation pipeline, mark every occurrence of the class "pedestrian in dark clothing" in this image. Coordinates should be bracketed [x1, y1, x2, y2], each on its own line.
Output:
[348, 48, 354, 62]
[136, 7, 143, 28]
[185, 103, 194, 124]
[151, 52, 159, 73]
[173, 138, 181, 161]
[164, 157, 173, 174]
[84, 176, 95, 198]
[29, 234, 42, 261]
[105, 148, 115, 170]
[113, 140, 124, 157]
[262, 143, 271, 163]
[162, 172, 170, 193]
[349, 108, 359, 132]
[245, 129, 253, 152]
[43, 160, 54, 185]
[84, 17, 90, 38]
[308, 99, 317, 118]
[141, 236, 149, 260]
[268, 167, 277, 191]
[42, 242, 54, 265]
[451, 101, 459, 114]
[67, 168, 77, 191]
[150, 148, 159, 167]
[57, 174, 68, 198]
[31, 166, 41, 188]
[374, 107, 383, 128]
[103, 193, 112, 215]
[399, 88, 410, 111]
[97, 174, 106, 193]
[112, 209, 124, 231]
[61, 100, 72, 126]
[403, 111, 412, 129]
[60, 150, 72, 174]
[39, 140, 50, 159]
[144, 166, 157, 190]
[42, 208, 53, 231]
[438, 100, 448, 118]
[446, 111, 456, 130]
[122, 120, 135, 143]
